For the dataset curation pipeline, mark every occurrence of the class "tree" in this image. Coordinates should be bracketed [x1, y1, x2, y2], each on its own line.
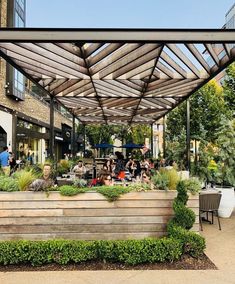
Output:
[214, 118, 235, 186]
[166, 79, 228, 167]
[223, 62, 235, 118]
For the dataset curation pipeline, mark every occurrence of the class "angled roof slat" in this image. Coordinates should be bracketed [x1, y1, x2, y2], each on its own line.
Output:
[186, 43, 211, 74]
[166, 44, 201, 77]
[204, 43, 220, 67]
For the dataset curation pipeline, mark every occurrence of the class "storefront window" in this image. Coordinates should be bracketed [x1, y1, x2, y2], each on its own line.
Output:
[16, 119, 45, 164]
[17, 119, 41, 132]
[17, 138, 39, 164]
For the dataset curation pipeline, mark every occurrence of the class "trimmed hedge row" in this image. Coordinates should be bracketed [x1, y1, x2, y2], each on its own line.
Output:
[0, 238, 182, 266]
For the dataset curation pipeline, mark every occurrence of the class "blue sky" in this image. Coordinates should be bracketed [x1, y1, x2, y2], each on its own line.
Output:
[26, 0, 235, 28]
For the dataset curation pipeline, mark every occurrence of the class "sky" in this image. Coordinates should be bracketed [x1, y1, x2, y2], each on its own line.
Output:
[26, 0, 235, 29]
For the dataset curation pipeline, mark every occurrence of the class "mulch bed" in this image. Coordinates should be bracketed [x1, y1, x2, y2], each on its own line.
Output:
[0, 254, 217, 271]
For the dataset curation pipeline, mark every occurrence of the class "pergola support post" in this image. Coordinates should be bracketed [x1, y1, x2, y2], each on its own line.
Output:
[186, 99, 190, 172]
[83, 124, 86, 158]
[49, 95, 55, 160]
[71, 114, 76, 157]
[163, 116, 166, 159]
[150, 123, 153, 158]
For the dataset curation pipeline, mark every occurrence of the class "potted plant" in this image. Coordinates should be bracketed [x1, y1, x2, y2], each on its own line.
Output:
[214, 118, 235, 218]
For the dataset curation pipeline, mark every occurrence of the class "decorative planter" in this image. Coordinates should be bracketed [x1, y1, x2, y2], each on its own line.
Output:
[216, 186, 235, 218]
[0, 191, 199, 241]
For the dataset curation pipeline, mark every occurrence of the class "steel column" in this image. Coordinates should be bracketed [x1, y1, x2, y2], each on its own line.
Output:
[186, 99, 190, 171]
[11, 111, 17, 155]
[83, 124, 86, 158]
[71, 115, 76, 157]
[150, 123, 153, 158]
[163, 116, 166, 159]
[49, 96, 55, 159]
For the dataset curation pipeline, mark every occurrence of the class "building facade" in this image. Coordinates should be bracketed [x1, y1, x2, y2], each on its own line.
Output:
[225, 3, 235, 28]
[0, 0, 72, 163]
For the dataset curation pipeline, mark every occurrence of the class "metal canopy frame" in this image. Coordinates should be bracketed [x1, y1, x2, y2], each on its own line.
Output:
[0, 28, 235, 125]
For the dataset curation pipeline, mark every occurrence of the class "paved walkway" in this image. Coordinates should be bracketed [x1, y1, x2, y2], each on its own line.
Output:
[1, 210, 235, 284]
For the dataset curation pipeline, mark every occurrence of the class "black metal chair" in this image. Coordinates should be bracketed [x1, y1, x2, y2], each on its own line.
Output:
[199, 193, 222, 231]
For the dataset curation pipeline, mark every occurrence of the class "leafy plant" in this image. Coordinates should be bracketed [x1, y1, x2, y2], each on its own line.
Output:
[0, 176, 19, 191]
[164, 168, 179, 190]
[59, 185, 88, 196]
[184, 178, 202, 195]
[95, 186, 131, 202]
[128, 182, 151, 192]
[13, 170, 37, 191]
[73, 178, 87, 188]
[214, 118, 235, 186]
[151, 171, 169, 190]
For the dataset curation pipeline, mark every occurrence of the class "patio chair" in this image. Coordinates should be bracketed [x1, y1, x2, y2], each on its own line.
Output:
[199, 193, 222, 231]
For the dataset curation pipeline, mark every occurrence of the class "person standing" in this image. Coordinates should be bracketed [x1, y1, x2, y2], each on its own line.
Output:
[9, 152, 17, 175]
[0, 146, 10, 175]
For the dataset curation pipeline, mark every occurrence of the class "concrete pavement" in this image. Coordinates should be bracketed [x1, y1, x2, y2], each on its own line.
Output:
[1, 210, 235, 284]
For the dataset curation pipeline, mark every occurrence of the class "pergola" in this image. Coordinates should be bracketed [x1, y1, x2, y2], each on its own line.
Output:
[0, 28, 235, 161]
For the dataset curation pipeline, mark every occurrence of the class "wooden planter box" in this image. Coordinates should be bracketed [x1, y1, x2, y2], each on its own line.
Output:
[0, 191, 199, 241]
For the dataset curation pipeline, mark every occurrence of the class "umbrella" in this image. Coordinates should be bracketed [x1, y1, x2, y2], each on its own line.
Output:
[94, 142, 114, 149]
[121, 142, 143, 149]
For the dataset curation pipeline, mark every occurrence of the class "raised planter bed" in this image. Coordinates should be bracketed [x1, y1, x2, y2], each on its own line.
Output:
[0, 191, 199, 241]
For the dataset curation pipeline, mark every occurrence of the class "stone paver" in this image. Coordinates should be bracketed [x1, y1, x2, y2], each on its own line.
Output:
[0, 210, 234, 284]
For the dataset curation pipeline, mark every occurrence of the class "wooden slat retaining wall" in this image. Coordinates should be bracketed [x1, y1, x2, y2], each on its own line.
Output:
[0, 191, 199, 241]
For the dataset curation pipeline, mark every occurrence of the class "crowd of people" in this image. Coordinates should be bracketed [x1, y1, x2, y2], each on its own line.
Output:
[71, 151, 158, 187]
[0, 145, 170, 191]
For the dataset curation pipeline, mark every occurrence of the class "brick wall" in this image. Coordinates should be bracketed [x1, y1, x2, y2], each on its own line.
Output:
[0, 0, 72, 130]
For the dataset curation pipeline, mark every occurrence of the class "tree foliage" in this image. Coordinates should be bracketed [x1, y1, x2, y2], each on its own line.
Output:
[166, 63, 235, 175]
[223, 62, 235, 117]
[77, 124, 151, 147]
[166, 79, 227, 143]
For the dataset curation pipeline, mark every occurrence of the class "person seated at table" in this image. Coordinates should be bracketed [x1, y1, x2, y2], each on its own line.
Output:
[114, 151, 125, 179]
[90, 170, 113, 187]
[100, 172, 113, 186]
[141, 171, 151, 184]
[141, 158, 150, 170]
[72, 160, 87, 178]
[102, 159, 114, 175]
[125, 157, 135, 173]
[28, 163, 55, 191]
[126, 158, 141, 178]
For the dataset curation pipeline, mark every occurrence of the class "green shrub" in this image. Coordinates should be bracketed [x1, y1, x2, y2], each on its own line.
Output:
[167, 222, 206, 257]
[59, 185, 88, 196]
[0, 176, 19, 191]
[128, 182, 151, 192]
[95, 186, 131, 202]
[173, 200, 196, 230]
[175, 180, 188, 204]
[151, 171, 169, 190]
[184, 177, 201, 195]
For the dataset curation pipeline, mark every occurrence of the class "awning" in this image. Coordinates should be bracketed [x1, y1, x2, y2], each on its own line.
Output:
[0, 28, 234, 125]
